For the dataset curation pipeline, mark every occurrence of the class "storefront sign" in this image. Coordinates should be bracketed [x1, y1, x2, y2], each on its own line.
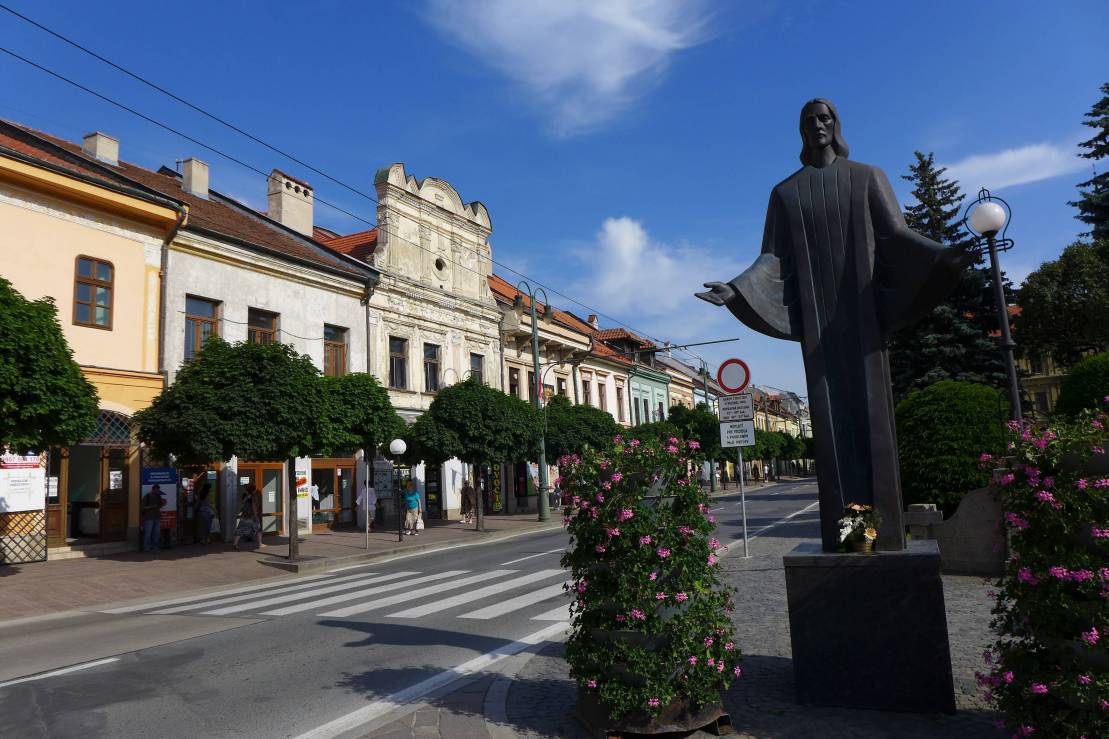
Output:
[295, 469, 310, 499]
[0, 454, 46, 513]
[491, 466, 502, 512]
[141, 467, 179, 529]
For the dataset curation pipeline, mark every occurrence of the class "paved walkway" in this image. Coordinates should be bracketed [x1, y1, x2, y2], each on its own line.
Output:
[0, 513, 559, 621]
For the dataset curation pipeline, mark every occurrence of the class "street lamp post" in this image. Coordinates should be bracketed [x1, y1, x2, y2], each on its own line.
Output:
[389, 438, 407, 543]
[514, 281, 552, 522]
[962, 188, 1023, 424]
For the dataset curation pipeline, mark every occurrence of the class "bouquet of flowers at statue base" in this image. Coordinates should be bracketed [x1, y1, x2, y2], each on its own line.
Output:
[838, 502, 881, 552]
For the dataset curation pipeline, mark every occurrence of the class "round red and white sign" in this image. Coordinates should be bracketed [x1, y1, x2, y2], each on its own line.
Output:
[716, 358, 751, 394]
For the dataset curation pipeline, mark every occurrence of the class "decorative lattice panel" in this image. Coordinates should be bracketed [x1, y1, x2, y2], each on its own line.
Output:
[0, 510, 47, 564]
[84, 411, 134, 448]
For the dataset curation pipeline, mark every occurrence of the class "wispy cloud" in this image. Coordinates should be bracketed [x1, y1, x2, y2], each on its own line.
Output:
[943, 140, 1084, 191]
[421, 0, 713, 136]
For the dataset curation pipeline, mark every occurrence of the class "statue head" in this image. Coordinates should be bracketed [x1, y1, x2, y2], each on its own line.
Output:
[799, 98, 849, 166]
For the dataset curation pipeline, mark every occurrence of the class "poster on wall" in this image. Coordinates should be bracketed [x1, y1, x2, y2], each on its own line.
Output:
[0, 454, 46, 513]
[295, 469, 310, 499]
[141, 467, 178, 529]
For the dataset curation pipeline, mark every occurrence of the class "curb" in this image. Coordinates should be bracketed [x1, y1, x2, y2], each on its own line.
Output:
[256, 522, 566, 573]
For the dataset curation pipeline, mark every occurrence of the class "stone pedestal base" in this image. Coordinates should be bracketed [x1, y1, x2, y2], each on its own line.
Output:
[783, 540, 956, 714]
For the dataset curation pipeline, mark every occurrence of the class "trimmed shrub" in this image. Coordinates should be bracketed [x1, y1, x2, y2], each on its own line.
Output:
[896, 380, 1008, 515]
[1056, 352, 1109, 417]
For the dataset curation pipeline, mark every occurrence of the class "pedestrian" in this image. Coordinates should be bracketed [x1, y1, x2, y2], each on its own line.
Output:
[357, 481, 377, 533]
[403, 479, 422, 536]
[233, 483, 264, 551]
[141, 484, 164, 552]
[195, 485, 214, 545]
[764, 463, 770, 481]
[460, 482, 476, 524]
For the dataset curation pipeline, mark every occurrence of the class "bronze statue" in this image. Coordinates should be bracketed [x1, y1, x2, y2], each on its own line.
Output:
[697, 99, 972, 551]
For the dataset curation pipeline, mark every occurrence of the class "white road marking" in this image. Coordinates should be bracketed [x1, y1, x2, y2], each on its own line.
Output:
[749, 501, 820, 540]
[149, 571, 383, 614]
[100, 573, 336, 613]
[0, 657, 119, 689]
[201, 572, 418, 616]
[531, 602, 572, 621]
[260, 571, 469, 616]
[387, 570, 565, 619]
[499, 548, 563, 566]
[459, 581, 568, 620]
[293, 622, 569, 739]
[319, 570, 517, 618]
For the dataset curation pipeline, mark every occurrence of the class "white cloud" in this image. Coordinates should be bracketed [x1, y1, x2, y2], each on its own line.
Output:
[943, 140, 1084, 191]
[422, 0, 713, 136]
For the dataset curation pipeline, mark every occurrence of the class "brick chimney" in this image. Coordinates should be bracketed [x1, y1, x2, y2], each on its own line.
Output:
[587, 314, 600, 329]
[182, 158, 209, 199]
[82, 132, 118, 166]
[267, 169, 313, 236]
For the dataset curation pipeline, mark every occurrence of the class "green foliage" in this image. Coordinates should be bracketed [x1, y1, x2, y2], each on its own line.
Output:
[889, 151, 1008, 400]
[409, 377, 539, 466]
[667, 403, 722, 460]
[560, 436, 739, 721]
[751, 430, 783, 462]
[544, 395, 618, 459]
[134, 338, 323, 465]
[317, 373, 403, 457]
[0, 277, 98, 450]
[980, 408, 1109, 739]
[1017, 241, 1109, 367]
[1056, 352, 1109, 417]
[628, 420, 682, 446]
[896, 380, 1008, 515]
[1069, 81, 1109, 240]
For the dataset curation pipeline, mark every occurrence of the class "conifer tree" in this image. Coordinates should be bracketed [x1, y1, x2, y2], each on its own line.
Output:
[888, 152, 1008, 401]
[1070, 82, 1109, 240]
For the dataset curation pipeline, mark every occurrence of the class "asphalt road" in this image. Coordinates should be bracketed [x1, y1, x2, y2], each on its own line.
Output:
[0, 478, 818, 739]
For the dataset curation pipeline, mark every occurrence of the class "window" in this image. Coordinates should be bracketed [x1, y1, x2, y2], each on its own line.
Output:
[634, 396, 642, 425]
[470, 353, 484, 384]
[616, 386, 625, 422]
[1034, 391, 1049, 415]
[509, 367, 520, 397]
[598, 383, 607, 411]
[1030, 354, 1045, 375]
[73, 256, 113, 329]
[657, 401, 665, 421]
[557, 377, 567, 397]
[424, 343, 440, 392]
[389, 337, 408, 389]
[583, 380, 592, 407]
[247, 308, 278, 345]
[642, 398, 651, 423]
[324, 325, 348, 377]
[184, 296, 219, 360]
[528, 371, 537, 404]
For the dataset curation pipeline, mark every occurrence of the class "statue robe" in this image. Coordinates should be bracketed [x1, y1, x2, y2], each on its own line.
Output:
[724, 157, 969, 551]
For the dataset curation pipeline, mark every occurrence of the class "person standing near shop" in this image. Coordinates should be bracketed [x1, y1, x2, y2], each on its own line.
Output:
[194, 486, 214, 545]
[403, 479, 422, 536]
[233, 483, 264, 551]
[141, 484, 164, 552]
[460, 482, 476, 525]
[357, 481, 377, 533]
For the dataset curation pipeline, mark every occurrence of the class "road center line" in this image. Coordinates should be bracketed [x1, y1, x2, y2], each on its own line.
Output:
[499, 548, 564, 566]
[294, 622, 570, 739]
[0, 657, 119, 689]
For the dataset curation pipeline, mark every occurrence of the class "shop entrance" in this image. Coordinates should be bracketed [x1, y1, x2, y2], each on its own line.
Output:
[236, 463, 283, 536]
[311, 460, 356, 531]
[424, 465, 443, 520]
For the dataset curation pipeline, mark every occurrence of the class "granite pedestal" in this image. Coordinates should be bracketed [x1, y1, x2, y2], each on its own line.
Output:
[782, 540, 956, 714]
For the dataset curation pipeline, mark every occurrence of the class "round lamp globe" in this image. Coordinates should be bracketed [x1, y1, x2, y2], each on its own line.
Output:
[970, 201, 1007, 235]
[388, 438, 407, 456]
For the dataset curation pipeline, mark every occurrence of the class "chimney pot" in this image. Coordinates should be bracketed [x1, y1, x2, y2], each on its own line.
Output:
[267, 169, 314, 236]
[182, 158, 209, 199]
[81, 132, 118, 166]
[587, 314, 599, 329]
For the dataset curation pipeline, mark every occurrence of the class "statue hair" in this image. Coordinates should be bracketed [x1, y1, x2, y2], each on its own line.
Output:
[799, 98, 849, 165]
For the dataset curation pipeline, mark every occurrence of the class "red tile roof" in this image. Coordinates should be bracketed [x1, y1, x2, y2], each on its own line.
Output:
[320, 228, 378, 263]
[594, 327, 656, 349]
[0, 120, 372, 280]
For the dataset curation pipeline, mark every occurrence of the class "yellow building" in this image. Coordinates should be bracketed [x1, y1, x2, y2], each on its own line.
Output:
[0, 124, 185, 554]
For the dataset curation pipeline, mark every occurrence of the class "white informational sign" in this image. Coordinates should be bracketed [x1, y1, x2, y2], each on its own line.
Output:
[295, 469, 310, 499]
[141, 467, 178, 529]
[719, 393, 754, 422]
[720, 420, 756, 448]
[716, 358, 751, 395]
[109, 470, 124, 490]
[0, 455, 46, 513]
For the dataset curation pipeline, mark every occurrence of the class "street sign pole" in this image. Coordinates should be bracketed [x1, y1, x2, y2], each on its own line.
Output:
[738, 445, 749, 558]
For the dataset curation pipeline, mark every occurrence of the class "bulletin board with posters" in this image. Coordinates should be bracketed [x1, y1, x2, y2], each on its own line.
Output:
[141, 467, 179, 530]
[0, 453, 48, 564]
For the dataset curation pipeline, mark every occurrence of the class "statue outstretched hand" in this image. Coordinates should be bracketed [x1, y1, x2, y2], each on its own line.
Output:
[696, 281, 735, 306]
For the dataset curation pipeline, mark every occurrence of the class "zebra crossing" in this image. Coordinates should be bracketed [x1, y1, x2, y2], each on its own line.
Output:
[99, 566, 571, 623]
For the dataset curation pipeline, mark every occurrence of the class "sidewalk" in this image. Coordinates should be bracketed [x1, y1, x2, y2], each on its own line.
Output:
[0, 512, 560, 622]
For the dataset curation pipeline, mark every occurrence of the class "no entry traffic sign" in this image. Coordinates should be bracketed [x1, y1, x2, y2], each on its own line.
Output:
[716, 358, 751, 394]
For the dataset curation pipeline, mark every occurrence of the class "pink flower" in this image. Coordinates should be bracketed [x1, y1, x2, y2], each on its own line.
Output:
[617, 508, 634, 522]
[675, 592, 688, 602]
[689, 440, 700, 449]
[666, 445, 679, 454]
[1049, 566, 1070, 580]
[698, 503, 708, 513]
[629, 439, 640, 448]
[1078, 478, 1089, 490]
[1081, 626, 1099, 646]
[615, 614, 626, 623]
[707, 515, 717, 524]
[596, 492, 606, 502]
[601, 483, 611, 492]
[1030, 682, 1048, 695]
[733, 665, 742, 677]
[639, 535, 652, 545]
[1096, 478, 1109, 488]
[576, 580, 588, 593]
[1092, 527, 1109, 538]
[709, 537, 722, 550]
[630, 608, 646, 621]
[678, 526, 694, 536]
[1078, 674, 1091, 685]
[725, 642, 735, 651]
[1070, 569, 1094, 582]
[648, 571, 658, 581]
[1004, 512, 1030, 530]
[979, 452, 993, 463]
[704, 637, 714, 647]
[657, 547, 671, 559]
[707, 657, 715, 666]
[647, 697, 660, 707]
[611, 472, 624, 483]
[607, 527, 621, 537]
[717, 662, 725, 672]
[999, 473, 1016, 486]
[586, 679, 597, 689]
[562, 517, 572, 527]
[1018, 567, 1039, 585]
[1034, 490, 1057, 506]
[1016, 726, 1034, 737]
[655, 592, 666, 600]
[595, 544, 607, 554]
[1003, 671, 1014, 684]
[707, 554, 718, 566]
[687, 656, 697, 665]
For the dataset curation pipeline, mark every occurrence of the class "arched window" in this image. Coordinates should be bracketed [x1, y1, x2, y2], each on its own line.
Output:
[83, 410, 134, 448]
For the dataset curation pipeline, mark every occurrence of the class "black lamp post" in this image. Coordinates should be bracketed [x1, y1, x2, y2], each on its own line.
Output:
[513, 281, 553, 522]
[962, 187, 1023, 423]
[389, 438, 406, 542]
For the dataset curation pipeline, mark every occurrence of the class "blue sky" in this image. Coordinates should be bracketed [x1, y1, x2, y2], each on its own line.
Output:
[1, 1, 1104, 395]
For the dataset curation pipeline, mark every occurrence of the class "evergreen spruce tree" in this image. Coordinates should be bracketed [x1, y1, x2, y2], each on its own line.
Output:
[888, 152, 1008, 401]
[1070, 82, 1109, 240]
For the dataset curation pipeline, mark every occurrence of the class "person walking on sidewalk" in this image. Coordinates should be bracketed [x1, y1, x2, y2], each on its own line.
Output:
[194, 486, 214, 545]
[403, 480, 422, 536]
[233, 484, 264, 551]
[460, 482, 476, 525]
[357, 481, 377, 533]
[141, 484, 164, 552]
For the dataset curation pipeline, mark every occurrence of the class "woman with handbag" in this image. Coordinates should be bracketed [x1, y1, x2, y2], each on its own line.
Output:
[232, 484, 264, 550]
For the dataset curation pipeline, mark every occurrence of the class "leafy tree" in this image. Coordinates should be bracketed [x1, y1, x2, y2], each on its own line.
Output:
[0, 277, 98, 451]
[888, 152, 1008, 400]
[408, 377, 539, 468]
[780, 433, 806, 461]
[1055, 352, 1109, 417]
[627, 420, 682, 446]
[1017, 240, 1109, 367]
[666, 403, 722, 460]
[316, 373, 403, 457]
[544, 395, 618, 460]
[1070, 81, 1109, 240]
[134, 338, 324, 465]
[896, 380, 1008, 516]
